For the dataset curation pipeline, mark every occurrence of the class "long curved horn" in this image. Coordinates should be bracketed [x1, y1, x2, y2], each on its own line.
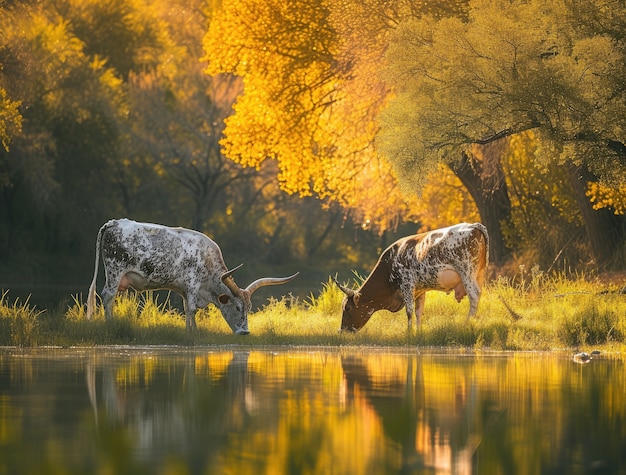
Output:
[333, 277, 356, 297]
[221, 263, 244, 282]
[245, 272, 299, 296]
[221, 263, 244, 297]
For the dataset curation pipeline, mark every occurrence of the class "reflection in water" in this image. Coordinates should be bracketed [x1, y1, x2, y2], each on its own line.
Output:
[0, 348, 625, 474]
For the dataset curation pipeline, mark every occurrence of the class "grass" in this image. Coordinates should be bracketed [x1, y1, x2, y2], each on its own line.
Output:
[0, 290, 43, 346]
[0, 272, 625, 351]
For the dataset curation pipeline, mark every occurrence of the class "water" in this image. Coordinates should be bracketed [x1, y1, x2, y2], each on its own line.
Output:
[0, 347, 624, 475]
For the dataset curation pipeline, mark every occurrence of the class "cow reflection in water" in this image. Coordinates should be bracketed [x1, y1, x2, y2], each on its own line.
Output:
[340, 356, 484, 474]
[84, 352, 256, 467]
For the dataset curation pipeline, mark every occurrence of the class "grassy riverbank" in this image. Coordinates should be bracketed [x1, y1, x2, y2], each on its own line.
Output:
[1, 271, 625, 351]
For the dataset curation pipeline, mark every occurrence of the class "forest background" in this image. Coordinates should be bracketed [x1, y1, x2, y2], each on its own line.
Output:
[1, 0, 625, 309]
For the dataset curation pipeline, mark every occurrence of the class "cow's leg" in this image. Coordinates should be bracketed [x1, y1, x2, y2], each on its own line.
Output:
[100, 267, 129, 322]
[402, 284, 415, 329]
[414, 292, 426, 326]
[182, 298, 198, 331]
[461, 277, 481, 318]
[100, 281, 118, 322]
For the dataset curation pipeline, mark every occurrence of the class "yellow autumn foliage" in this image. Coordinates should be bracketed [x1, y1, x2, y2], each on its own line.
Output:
[415, 164, 480, 232]
[587, 181, 626, 215]
[203, 0, 420, 230]
[0, 88, 21, 152]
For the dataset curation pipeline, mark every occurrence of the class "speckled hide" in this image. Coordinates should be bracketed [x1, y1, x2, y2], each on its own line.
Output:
[86, 219, 299, 333]
[338, 223, 489, 331]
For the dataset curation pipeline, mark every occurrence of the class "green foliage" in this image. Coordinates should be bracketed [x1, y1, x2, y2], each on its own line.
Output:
[382, 0, 626, 183]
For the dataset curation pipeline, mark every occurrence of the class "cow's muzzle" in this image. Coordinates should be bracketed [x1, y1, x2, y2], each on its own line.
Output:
[340, 326, 358, 333]
[235, 328, 250, 335]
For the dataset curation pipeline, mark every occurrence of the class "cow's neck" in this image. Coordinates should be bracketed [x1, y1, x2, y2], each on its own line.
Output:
[358, 250, 404, 313]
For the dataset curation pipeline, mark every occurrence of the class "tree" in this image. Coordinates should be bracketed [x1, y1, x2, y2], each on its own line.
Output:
[0, 1, 126, 265]
[501, 132, 587, 269]
[61, 0, 169, 80]
[124, 0, 256, 231]
[380, 0, 626, 269]
[0, 86, 22, 259]
[450, 148, 513, 265]
[203, 0, 419, 231]
[416, 164, 480, 232]
[0, 0, 416, 304]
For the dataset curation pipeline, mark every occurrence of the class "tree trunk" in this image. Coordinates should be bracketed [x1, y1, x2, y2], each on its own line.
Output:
[449, 152, 513, 266]
[566, 164, 626, 270]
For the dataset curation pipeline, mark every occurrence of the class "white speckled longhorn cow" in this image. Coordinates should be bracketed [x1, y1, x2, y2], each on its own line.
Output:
[86, 219, 299, 333]
[335, 223, 489, 331]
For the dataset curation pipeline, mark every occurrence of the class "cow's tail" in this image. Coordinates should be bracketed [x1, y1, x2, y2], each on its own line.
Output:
[86, 222, 107, 320]
[474, 222, 490, 287]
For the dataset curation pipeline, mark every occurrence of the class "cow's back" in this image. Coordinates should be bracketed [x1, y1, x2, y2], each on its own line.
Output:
[391, 222, 488, 286]
[100, 219, 224, 286]
[413, 222, 487, 262]
[103, 219, 217, 254]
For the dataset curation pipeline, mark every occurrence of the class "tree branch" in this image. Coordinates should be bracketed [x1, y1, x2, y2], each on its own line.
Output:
[608, 139, 626, 159]
[474, 121, 541, 145]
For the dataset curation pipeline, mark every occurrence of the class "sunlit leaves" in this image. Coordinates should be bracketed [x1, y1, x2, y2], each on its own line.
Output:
[0, 5, 96, 208]
[0, 89, 21, 152]
[417, 164, 479, 232]
[588, 180, 626, 216]
[203, 0, 418, 230]
[64, 0, 173, 79]
[381, 0, 626, 191]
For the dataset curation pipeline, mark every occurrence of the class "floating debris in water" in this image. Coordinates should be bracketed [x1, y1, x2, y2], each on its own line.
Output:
[573, 350, 600, 364]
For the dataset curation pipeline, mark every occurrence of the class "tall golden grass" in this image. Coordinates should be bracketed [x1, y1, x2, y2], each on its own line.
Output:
[1, 271, 624, 350]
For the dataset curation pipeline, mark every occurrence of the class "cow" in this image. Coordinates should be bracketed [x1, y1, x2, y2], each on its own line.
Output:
[86, 219, 299, 333]
[335, 222, 489, 332]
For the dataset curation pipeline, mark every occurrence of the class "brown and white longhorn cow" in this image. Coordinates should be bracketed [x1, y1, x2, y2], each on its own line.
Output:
[336, 222, 489, 331]
[86, 219, 298, 333]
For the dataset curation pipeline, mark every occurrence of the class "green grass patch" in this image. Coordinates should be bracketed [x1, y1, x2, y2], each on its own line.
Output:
[1, 273, 625, 351]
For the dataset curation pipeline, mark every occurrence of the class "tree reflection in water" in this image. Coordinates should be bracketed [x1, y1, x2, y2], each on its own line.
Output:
[0, 348, 624, 474]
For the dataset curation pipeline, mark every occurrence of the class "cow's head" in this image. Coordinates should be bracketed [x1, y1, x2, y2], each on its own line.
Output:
[334, 278, 370, 332]
[216, 265, 251, 334]
[218, 265, 299, 335]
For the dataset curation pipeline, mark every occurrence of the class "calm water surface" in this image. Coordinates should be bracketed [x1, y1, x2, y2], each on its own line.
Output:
[0, 347, 624, 474]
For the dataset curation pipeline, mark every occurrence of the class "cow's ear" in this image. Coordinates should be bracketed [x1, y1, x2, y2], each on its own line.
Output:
[218, 294, 230, 305]
[353, 292, 361, 307]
